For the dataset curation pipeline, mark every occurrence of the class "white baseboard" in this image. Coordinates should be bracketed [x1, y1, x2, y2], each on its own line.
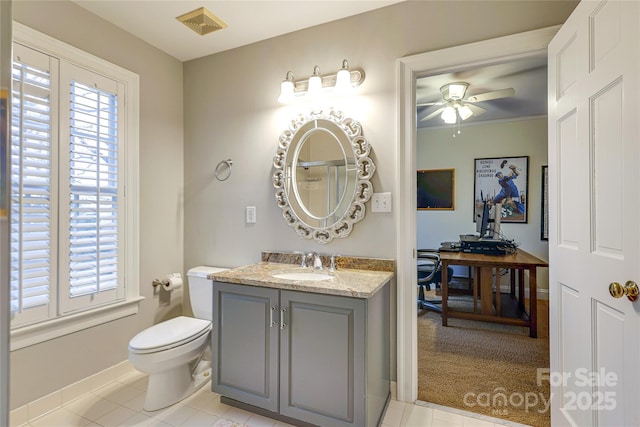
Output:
[9, 360, 135, 427]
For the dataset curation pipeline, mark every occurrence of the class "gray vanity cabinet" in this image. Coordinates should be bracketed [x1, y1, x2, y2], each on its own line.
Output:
[211, 280, 390, 427]
[211, 282, 279, 411]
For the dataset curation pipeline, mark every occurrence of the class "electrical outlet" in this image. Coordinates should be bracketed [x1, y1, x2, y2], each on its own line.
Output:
[371, 192, 392, 213]
[246, 206, 257, 223]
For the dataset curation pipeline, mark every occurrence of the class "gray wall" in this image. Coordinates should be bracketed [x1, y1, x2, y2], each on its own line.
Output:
[11, 1, 184, 408]
[8, 0, 577, 409]
[183, 0, 576, 270]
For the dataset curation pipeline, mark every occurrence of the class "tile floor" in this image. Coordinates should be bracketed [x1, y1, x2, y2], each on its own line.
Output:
[13, 370, 529, 427]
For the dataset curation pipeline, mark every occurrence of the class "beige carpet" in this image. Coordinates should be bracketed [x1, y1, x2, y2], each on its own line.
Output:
[417, 305, 550, 427]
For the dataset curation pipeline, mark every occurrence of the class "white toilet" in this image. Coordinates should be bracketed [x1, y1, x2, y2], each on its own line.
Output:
[128, 266, 228, 411]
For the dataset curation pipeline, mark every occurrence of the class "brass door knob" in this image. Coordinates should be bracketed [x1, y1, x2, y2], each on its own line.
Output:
[609, 281, 639, 302]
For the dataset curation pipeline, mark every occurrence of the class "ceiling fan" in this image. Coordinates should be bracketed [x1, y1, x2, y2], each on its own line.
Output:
[418, 82, 515, 123]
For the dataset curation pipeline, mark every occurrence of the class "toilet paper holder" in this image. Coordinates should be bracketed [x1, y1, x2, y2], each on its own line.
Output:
[152, 279, 169, 287]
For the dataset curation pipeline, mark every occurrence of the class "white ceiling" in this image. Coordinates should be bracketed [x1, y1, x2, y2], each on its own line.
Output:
[71, 0, 403, 62]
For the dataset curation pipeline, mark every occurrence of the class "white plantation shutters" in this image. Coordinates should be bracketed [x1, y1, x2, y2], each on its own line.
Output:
[10, 45, 58, 327]
[10, 24, 139, 349]
[9, 29, 137, 337]
[68, 82, 119, 296]
[58, 64, 125, 313]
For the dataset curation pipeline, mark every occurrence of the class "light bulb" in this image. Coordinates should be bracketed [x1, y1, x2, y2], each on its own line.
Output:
[441, 106, 457, 124]
[278, 80, 294, 103]
[458, 104, 473, 120]
[335, 60, 352, 94]
[277, 71, 295, 103]
[306, 66, 322, 98]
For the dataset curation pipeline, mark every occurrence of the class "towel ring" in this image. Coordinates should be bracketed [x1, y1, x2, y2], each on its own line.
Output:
[214, 159, 233, 181]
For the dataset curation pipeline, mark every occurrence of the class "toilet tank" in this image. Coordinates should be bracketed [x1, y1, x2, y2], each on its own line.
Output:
[187, 266, 228, 321]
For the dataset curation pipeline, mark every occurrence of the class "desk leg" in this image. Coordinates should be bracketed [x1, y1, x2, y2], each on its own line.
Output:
[473, 267, 479, 313]
[518, 270, 525, 310]
[510, 268, 516, 296]
[441, 261, 449, 326]
[494, 267, 501, 316]
[529, 268, 538, 338]
[480, 267, 494, 315]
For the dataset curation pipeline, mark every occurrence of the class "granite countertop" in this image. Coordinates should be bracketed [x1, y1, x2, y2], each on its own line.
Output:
[209, 262, 394, 299]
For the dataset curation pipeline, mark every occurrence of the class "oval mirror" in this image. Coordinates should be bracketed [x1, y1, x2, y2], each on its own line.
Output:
[273, 110, 375, 243]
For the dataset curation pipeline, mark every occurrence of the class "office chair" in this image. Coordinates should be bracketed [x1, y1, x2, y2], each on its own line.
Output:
[417, 249, 453, 313]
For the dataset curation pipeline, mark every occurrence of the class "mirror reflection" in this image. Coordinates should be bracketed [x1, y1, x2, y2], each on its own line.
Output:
[273, 110, 375, 243]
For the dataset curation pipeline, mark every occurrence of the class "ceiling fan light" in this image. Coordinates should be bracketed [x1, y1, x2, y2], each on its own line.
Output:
[446, 82, 468, 100]
[458, 104, 473, 120]
[441, 106, 457, 124]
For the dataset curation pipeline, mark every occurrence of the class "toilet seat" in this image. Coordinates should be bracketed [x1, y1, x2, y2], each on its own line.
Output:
[129, 316, 211, 354]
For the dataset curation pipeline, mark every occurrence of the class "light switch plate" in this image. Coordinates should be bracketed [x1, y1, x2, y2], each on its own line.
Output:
[371, 192, 392, 213]
[246, 206, 256, 223]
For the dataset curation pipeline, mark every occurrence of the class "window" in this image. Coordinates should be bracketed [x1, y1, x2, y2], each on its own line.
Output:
[10, 23, 141, 350]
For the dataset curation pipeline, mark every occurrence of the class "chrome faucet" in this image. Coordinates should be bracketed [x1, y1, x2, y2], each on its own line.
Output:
[306, 252, 323, 271]
[329, 254, 339, 272]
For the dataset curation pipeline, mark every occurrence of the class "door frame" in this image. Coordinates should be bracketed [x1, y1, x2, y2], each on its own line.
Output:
[0, 1, 11, 425]
[395, 25, 560, 402]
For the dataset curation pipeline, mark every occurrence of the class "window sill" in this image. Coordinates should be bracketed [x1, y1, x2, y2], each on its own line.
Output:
[10, 296, 145, 351]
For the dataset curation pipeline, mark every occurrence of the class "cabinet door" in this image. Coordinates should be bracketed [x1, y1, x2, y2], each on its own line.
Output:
[211, 282, 279, 412]
[279, 290, 365, 427]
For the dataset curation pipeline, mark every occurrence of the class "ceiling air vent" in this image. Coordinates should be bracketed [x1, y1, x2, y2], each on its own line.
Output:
[176, 7, 227, 36]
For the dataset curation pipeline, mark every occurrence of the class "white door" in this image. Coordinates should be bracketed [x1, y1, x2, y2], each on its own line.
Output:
[548, 1, 639, 426]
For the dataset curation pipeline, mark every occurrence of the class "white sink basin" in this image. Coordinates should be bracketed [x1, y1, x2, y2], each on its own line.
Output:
[271, 270, 333, 281]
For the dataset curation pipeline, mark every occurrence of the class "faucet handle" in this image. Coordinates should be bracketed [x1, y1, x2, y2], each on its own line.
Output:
[329, 254, 340, 272]
[293, 251, 307, 268]
[312, 254, 323, 271]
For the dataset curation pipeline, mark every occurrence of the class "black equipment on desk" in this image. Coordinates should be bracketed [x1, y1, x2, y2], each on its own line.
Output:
[459, 234, 518, 255]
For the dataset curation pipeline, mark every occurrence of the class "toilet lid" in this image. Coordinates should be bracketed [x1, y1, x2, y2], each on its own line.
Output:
[129, 316, 212, 353]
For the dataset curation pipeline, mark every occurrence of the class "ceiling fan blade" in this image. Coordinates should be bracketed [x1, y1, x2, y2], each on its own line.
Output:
[466, 88, 515, 103]
[420, 107, 445, 121]
[417, 101, 444, 107]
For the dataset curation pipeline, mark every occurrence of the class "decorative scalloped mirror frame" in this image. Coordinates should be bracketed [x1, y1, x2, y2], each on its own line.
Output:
[272, 109, 375, 243]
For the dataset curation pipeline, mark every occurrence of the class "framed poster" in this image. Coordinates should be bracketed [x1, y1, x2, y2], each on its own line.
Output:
[474, 156, 529, 223]
[541, 165, 548, 240]
[417, 169, 455, 210]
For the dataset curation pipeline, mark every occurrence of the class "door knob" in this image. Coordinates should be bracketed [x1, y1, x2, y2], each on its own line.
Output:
[609, 281, 639, 302]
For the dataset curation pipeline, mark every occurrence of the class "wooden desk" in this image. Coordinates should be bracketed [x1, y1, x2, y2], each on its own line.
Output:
[439, 249, 548, 338]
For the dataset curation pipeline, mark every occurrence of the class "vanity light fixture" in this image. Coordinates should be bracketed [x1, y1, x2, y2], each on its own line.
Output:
[278, 59, 365, 103]
[278, 71, 295, 104]
[306, 66, 322, 99]
[334, 60, 353, 94]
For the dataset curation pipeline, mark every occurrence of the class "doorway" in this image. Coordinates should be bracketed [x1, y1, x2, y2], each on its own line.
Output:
[395, 25, 560, 404]
[415, 66, 550, 423]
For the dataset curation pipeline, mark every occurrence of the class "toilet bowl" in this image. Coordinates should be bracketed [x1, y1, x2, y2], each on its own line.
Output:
[128, 266, 228, 411]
